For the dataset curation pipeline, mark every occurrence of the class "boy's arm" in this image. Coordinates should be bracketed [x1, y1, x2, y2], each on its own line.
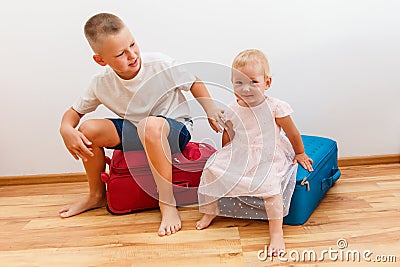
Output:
[276, 115, 313, 171]
[190, 78, 227, 133]
[59, 107, 94, 161]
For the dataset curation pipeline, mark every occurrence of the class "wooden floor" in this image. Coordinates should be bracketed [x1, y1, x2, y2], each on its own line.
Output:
[0, 164, 399, 267]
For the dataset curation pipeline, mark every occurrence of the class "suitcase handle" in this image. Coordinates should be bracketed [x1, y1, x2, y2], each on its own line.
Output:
[173, 181, 190, 193]
[151, 181, 191, 199]
[101, 172, 110, 183]
[105, 156, 111, 166]
[321, 168, 341, 192]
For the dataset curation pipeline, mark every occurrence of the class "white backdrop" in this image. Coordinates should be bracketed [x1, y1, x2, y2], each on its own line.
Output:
[0, 0, 399, 176]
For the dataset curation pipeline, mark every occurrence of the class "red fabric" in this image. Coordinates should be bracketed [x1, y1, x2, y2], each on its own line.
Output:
[182, 142, 201, 160]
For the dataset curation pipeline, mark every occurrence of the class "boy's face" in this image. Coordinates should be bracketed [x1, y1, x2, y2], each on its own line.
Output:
[93, 27, 141, 80]
[232, 63, 271, 107]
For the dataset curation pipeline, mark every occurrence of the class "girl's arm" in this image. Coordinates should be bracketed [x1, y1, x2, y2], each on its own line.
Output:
[276, 115, 313, 171]
[221, 121, 234, 147]
[222, 130, 231, 147]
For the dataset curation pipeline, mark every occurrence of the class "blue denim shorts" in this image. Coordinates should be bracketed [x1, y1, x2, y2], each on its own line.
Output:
[107, 116, 191, 154]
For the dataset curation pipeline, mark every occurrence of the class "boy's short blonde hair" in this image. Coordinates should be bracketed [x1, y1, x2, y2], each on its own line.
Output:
[84, 13, 125, 52]
[232, 49, 271, 78]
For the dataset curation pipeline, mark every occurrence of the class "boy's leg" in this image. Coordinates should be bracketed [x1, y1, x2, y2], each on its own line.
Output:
[59, 119, 120, 218]
[263, 195, 285, 256]
[137, 116, 183, 236]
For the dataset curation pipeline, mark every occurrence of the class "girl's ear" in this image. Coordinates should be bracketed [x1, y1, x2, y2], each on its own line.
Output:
[265, 76, 272, 89]
[93, 54, 107, 66]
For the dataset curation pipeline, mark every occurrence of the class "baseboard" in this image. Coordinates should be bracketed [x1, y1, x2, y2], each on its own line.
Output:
[338, 154, 400, 167]
[1, 154, 399, 186]
[0, 172, 87, 186]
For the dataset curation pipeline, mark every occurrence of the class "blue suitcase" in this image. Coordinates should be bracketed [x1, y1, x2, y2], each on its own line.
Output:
[218, 135, 341, 225]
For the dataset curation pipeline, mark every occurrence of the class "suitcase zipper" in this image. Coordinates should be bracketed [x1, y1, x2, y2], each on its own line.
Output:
[300, 177, 311, 191]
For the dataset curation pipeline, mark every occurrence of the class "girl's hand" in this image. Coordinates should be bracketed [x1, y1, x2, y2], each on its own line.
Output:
[293, 153, 313, 172]
[207, 109, 227, 133]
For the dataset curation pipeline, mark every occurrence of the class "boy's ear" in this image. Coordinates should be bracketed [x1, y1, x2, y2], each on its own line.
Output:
[93, 54, 107, 66]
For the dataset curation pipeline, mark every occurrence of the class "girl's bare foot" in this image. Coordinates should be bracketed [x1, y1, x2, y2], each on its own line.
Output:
[59, 195, 105, 218]
[196, 214, 216, 230]
[158, 202, 182, 236]
[268, 232, 286, 257]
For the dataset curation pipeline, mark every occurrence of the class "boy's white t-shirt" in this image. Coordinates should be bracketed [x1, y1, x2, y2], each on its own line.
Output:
[73, 52, 196, 126]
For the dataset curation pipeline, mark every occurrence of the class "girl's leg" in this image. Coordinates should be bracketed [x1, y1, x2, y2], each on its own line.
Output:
[264, 195, 285, 256]
[196, 199, 218, 230]
[59, 119, 120, 218]
[196, 214, 217, 230]
[137, 116, 181, 236]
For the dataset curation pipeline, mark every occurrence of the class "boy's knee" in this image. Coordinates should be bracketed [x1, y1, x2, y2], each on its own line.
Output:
[138, 117, 169, 142]
[78, 120, 100, 140]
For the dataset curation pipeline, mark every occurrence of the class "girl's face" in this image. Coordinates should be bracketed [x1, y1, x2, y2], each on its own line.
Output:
[232, 63, 271, 107]
[93, 27, 141, 80]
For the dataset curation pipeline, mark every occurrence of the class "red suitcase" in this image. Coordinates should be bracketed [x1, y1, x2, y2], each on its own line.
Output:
[101, 142, 216, 215]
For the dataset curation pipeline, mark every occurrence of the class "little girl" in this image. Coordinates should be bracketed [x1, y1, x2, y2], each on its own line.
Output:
[196, 49, 313, 256]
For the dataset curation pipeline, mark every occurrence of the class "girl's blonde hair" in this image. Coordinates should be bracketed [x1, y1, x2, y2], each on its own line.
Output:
[232, 49, 270, 78]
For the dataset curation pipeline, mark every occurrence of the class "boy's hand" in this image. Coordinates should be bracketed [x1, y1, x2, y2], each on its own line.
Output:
[61, 126, 94, 162]
[293, 153, 313, 172]
[207, 109, 227, 133]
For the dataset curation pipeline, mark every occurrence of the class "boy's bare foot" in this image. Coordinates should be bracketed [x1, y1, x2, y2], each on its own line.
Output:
[196, 214, 216, 230]
[268, 232, 286, 257]
[59, 195, 105, 218]
[158, 202, 181, 236]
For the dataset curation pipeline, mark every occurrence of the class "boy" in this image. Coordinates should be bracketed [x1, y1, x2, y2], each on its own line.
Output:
[59, 13, 225, 236]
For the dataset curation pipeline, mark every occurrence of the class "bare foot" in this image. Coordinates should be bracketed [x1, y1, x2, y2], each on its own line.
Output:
[158, 202, 181, 236]
[268, 232, 286, 257]
[59, 195, 105, 218]
[196, 214, 216, 230]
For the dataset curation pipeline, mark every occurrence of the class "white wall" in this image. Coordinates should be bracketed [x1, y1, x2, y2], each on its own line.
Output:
[0, 0, 399, 176]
